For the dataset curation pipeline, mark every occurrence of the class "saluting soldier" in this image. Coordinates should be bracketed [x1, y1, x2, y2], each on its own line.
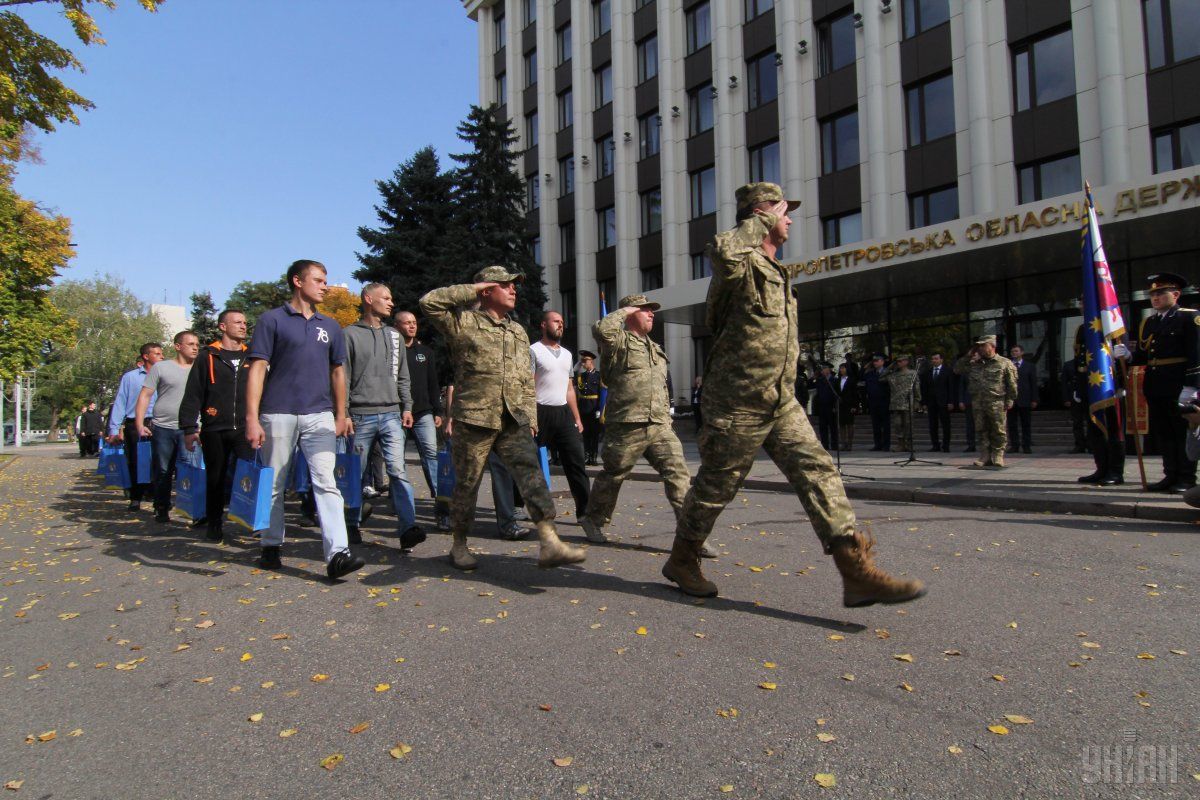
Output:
[1127, 272, 1200, 492]
[954, 335, 1017, 469]
[419, 267, 586, 571]
[662, 182, 925, 607]
[884, 354, 921, 452]
[575, 350, 603, 465]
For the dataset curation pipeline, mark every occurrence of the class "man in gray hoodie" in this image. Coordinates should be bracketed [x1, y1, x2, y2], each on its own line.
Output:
[344, 282, 425, 549]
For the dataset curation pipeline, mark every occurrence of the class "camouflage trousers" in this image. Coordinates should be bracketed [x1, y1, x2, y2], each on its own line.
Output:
[676, 405, 857, 552]
[450, 416, 555, 536]
[973, 399, 1008, 461]
[585, 421, 690, 525]
[890, 410, 913, 451]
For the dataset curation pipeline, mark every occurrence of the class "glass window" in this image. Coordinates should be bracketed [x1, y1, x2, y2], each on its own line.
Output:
[637, 35, 659, 83]
[597, 206, 617, 249]
[902, 0, 950, 39]
[1012, 28, 1076, 112]
[641, 188, 662, 234]
[527, 176, 540, 210]
[905, 73, 955, 146]
[817, 12, 856, 77]
[636, 0, 654, 8]
[559, 155, 575, 196]
[641, 265, 664, 291]
[557, 89, 573, 129]
[688, 82, 714, 135]
[522, 0, 537, 27]
[495, 72, 507, 105]
[691, 252, 713, 279]
[689, 166, 717, 218]
[560, 289, 576, 328]
[1151, 119, 1200, 172]
[593, 0, 611, 39]
[686, 2, 711, 54]
[594, 64, 613, 108]
[1016, 152, 1080, 203]
[598, 278, 616, 308]
[745, 0, 771, 22]
[559, 222, 575, 260]
[820, 110, 859, 174]
[524, 50, 537, 88]
[909, 185, 959, 228]
[530, 237, 542, 266]
[748, 139, 781, 184]
[557, 23, 572, 64]
[1143, 0, 1200, 70]
[493, 13, 506, 53]
[638, 111, 661, 159]
[822, 211, 863, 248]
[596, 135, 614, 177]
[747, 50, 779, 109]
[525, 111, 538, 148]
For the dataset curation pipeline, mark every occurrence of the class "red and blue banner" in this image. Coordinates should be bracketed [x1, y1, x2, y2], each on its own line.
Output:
[1080, 182, 1126, 435]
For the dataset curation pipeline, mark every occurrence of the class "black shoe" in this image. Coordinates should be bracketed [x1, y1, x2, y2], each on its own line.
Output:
[1077, 472, 1103, 484]
[399, 525, 426, 549]
[190, 516, 208, 528]
[1169, 482, 1195, 494]
[347, 526, 363, 545]
[128, 500, 141, 511]
[259, 546, 282, 570]
[205, 525, 223, 542]
[154, 509, 170, 524]
[1147, 477, 1174, 492]
[360, 502, 373, 522]
[941, 446, 951, 453]
[327, 551, 365, 580]
[963, 445, 975, 453]
[299, 513, 318, 528]
[1099, 476, 1124, 486]
[1022, 446, 1032, 454]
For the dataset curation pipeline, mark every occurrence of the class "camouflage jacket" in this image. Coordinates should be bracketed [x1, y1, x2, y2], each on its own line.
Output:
[953, 353, 1018, 404]
[419, 284, 536, 431]
[884, 368, 922, 411]
[592, 309, 672, 425]
[702, 212, 799, 418]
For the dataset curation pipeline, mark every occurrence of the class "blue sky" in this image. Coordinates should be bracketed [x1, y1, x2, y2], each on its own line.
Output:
[13, 0, 480, 309]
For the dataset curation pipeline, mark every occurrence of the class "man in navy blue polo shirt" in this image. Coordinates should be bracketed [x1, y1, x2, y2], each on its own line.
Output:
[244, 259, 364, 580]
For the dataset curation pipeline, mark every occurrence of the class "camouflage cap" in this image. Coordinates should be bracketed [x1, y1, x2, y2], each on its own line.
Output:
[473, 265, 525, 283]
[619, 293, 661, 311]
[975, 334, 997, 346]
[735, 182, 802, 215]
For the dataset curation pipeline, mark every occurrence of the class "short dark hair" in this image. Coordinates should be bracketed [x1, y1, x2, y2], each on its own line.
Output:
[286, 259, 326, 290]
[930, 351, 943, 359]
[173, 330, 199, 345]
[217, 308, 245, 325]
[140, 342, 162, 358]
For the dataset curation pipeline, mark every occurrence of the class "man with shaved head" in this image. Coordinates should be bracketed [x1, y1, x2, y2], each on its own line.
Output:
[395, 309, 442, 505]
[531, 309, 590, 520]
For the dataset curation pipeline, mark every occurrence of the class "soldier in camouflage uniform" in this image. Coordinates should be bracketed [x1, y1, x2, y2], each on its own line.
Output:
[419, 267, 586, 571]
[579, 295, 693, 547]
[954, 334, 1017, 469]
[663, 183, 925, 608]
[884, 355, 921, 452]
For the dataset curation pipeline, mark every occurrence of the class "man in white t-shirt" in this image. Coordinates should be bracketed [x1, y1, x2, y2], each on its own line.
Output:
[530, 311, 590, 518]
[136, 330, 201, 524]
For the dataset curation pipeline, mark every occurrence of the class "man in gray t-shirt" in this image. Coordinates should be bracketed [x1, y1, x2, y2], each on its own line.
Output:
[136, 331, 201, 523]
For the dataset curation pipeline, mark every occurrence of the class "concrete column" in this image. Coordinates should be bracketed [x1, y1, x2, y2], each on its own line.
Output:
[776, 0, 808, 253]
[658, 0, 687, 289]
[862, 3, 890, 237]
[962, 0, 995, 214]
[536, 0, 559, 307]
[1092, 0, 1131, 184]
[611, 2, 638, 301]
[711, 0, 745, 227]
[572, 0, 599, 328]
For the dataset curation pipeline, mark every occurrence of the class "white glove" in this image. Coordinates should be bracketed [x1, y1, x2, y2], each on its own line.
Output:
[594, 411, 601, 419]
[1111, 343, 1129, 359]
[1179, 387, 1199, 406]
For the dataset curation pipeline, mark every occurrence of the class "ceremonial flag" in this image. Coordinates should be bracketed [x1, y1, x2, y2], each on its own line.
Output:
[1080, 182, 1124, 435]
[597, 290, 609, 420]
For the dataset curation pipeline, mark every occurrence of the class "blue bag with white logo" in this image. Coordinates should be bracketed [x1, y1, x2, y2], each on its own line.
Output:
[334, 436, 362, 509]
[292, 447, 310, 493]
[135, 439, 152, 485]
[228, 450, 274, 531]
[538, 445, 552, 490]
[102, 445, 131, 490]
[436, 442, 455, 504]
[175, 446, 207, 521]
[97, 443, 119, 474]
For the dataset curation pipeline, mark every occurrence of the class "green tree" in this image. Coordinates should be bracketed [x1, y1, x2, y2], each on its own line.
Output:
[449, 103, 546, 326]
[188, 290, 219, 343]
[0, 0, 161, 141]
[37, 273, 165, 439]
[226, 275, 289, 330]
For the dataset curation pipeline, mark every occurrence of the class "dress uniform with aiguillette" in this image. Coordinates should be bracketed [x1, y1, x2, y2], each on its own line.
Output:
[575, 351, 603, 465]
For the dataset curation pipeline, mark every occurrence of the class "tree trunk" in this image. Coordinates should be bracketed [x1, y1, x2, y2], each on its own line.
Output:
[46, 406, 61, 441]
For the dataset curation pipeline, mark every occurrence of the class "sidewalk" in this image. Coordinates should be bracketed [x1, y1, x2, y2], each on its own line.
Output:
[601, 425, 1200, 524]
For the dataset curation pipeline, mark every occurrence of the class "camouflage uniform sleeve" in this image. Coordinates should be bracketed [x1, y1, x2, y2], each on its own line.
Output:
[708, 212, 776, 279]
[418, 284, 477, 342]
[593, 308, 631, 358]
[1004, 360, 1019, 402]
[517, 328, 537, 428]
[952, 355, 970, 376]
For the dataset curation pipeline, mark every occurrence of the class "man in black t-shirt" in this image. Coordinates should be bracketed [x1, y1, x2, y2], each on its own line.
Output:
[395, 311, 442, 498]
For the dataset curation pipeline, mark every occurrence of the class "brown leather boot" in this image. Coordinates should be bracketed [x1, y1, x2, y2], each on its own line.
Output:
[449, 532, 477, 571]
[662, 536, 718, 597]
[536, 520, 586, 568]
[830, 531, 925, 608]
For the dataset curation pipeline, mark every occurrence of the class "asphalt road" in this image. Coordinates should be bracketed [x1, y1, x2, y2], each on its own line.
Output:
[0, 446, 1196, 798]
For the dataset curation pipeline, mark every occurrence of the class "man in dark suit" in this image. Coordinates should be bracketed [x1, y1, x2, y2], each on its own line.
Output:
[1006, 344, 1038, 453]
[920, 352, 954, 452]
[863, 353, 891, 451]
[812, 362, 839, 450]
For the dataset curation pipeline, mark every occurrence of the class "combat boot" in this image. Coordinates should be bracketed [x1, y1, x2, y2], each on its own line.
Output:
[536, 520, 587, 568]
[580, 517, 609, 543]
[830, 531, 926, 608]
[449, 533, 477, 571]
[987, 450, 1006, 469]
[662, 536, 719, 597]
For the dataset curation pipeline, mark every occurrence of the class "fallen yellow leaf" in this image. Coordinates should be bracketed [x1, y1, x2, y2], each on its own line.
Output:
[635, 627, 648, 636]
[1081, 642, 1101, 649]
[248, 713, 263, 723]
[319, 754, 344, 771]
[389, 743, 413, 759]
[552, 756, 573, 767]
[349, 722, 370, 735]
[899, 682, 914, 692]
[719, 785, 734, 793]
[988, 724, 1010, 735]
[993, 675, 1006, 682]
[311, 674, 329, 683]
[814, 773, 837, 788]
[575, 786, 589, 795]
[1003, 714, 1033, 725]
[1170, 649, 1188, 656]
[261, 681, 275, 689]
[816, 732, 836, 743]
[195, 620, 214, 629]
[763, 661, 777, 668]
[374, 683, 391, 693]
[828, 634, 844, 641]
[57, 613, 79, 621]
[239, 653, 253, 662]
[947, 745, 963, 754]
[174, 644, 190, 652]
[758, 682, 777, 691]
[67, 729, 83, 737]
[36, 731, 56, 742]
[4, 780, 23, 790]
[894, 653, 914, 663]
[841, 673, 855, 682]
[279, 729, 297, 738]
[1136, 653, 1155, 660]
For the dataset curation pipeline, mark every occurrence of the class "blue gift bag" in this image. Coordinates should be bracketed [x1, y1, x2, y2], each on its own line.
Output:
[436, 443, 455, 504]
[97, 443, 119, 474]
[334, 436, 362, 509]
[228, 450, 274, 531]
[538, 445, 552, 490]
[175, 446, 207, 521]
[102, 445, 131, 490]
[135, 439, 152, 485]
[291, 447, 310, 493]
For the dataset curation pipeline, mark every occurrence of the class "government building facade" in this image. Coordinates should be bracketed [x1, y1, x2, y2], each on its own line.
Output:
[462, 0, 1200, 405]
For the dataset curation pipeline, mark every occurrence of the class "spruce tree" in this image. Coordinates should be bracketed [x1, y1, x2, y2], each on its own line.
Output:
[449, 104, 546, 326]
[188, 291, 220, 343]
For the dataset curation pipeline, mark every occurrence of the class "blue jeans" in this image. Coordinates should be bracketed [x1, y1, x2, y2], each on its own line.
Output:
[349, 412, 416, 530]
[405, 411, 440, 498]
[151, 426, 185, 513]
[488, 450, 516, 530]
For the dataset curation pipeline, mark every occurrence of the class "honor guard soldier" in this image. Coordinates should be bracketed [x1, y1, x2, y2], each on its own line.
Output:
[1128, 272, 1200, 492]
[576, 350, 603, 465]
